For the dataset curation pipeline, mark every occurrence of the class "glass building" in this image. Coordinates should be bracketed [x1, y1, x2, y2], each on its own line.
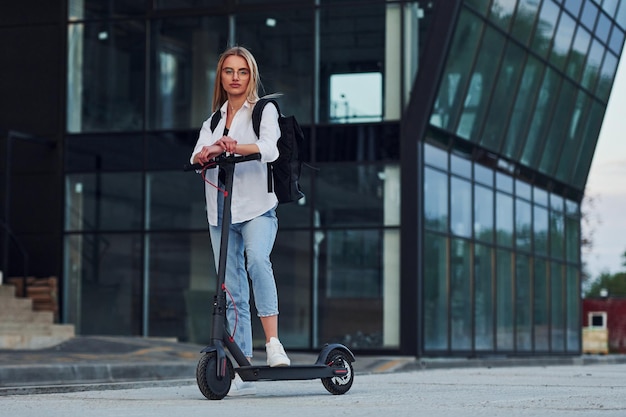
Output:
[1, 0, 625, 357]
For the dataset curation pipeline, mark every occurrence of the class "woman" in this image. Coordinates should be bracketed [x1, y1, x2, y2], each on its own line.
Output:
[190, 46, 290, 396]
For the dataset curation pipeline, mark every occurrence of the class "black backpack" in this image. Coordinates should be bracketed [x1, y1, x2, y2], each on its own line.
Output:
[209, 98, 305, 204]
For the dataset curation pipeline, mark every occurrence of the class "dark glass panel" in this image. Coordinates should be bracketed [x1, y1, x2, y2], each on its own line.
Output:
[608, 25, 625, 54]
[549, 12, 576, 71]
[533, 257, 549, 351]
[67, 21, 145, 133]
[424, 168, 448, 232]
[450, 153, 472, 178]
[424, 143, 449, 170]
[488, 0, 518, 32]
[555, 90, 590, 184]
[316, 229, 384, 348]
[534, 205, 548, 255]
[581, 39, 605, 92]
[565, 213, 580, 263]
[450, 238, 471, 350]
[580, 0, 599, 31]
[237, 7, 314, 123]
[146, 131, 198, 171]
[502, 56, 544, 160]
[566, 26, 592, 83]
[155, 0, 224, 8]
[64, 233, 142, 335]
[515, 253, 531, 351]
[430, 10, 483, 132]
[474, 243, 494, 350]
[319, 4, 385, 124]
[596, 52, 618, 102]
[147, 232, 213, 343]
[456, 26, 505, 142]
[424, 232, 448, 351]
[479, 42, 525, 152]
[572, 101, 605, 188]
[496, 191, 514, 247]
[515, 198, 531, 252]
[315, 123, 400, 162]
[68, 0, 145, 20]
[66, 134, 143, 172]
[274, 166, 313, 229]
[550, 262, 565, 352]
[595, 12, 612, 43]
[315, 163, 394, 227]
[530, 0, 560, 58]
[566, 265, 580, 352]
[511, 0, 540, 45]
[146, 171, 208, 231]
[538, 80, 577, 176]
[466, 0, 491, 15]
[520, 67, 559, 168]
[65, 173, 143, 232]
[474, 184, 494, 243]
[451, 177, 472, 238]
[496, 249, 514, 350]
[150, 17, 228, 130]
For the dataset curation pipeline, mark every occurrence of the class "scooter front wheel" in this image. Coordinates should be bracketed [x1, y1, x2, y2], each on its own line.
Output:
[321, 349, 354, 395]
[196, 352, 234, 400]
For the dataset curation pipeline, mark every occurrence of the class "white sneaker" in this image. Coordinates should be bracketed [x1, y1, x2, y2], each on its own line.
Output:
[265, 337, 291, 367]
[228, 374, 256, 397]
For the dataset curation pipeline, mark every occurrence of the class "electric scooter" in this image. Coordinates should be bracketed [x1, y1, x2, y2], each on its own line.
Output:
[185, 152, 355, 400]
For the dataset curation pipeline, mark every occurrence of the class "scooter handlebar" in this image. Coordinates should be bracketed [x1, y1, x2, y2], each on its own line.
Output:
[184, 152, 261, 171]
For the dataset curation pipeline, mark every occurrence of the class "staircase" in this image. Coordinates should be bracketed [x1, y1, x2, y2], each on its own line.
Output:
[0, 283, 75, 349]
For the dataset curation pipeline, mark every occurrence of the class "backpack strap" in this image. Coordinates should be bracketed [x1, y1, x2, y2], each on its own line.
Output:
[209, 110, 221, 132]
[252, 98, 281, 194]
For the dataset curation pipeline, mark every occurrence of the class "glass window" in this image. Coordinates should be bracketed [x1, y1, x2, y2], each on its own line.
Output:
[450, 238, 471, 350]
[572, 101, 605, 188]
[155, 0, 224, 8]
[530, 0, 560, 58]
[430, 10, 484, 131]
[474, 163, 493, 187]
[601, 0, 618, 17]
[581, 39, 605, 92]
[595, 12, 612, 43]
[314, 123, 400, 163]
[566, 26, 591, 83]
[555, 90, 590, 183]
[64, 233, 142, 335]
[475, 184, 494, 243]
[515, 179, 531, 200]
[65, 173, 143, 232]
[534, 186, 549, 207]
[565, 213, 580, 263]
[502, 56, 544, 160]
[496, 249, 514, 350]
[608, 25, 625, 54]
[146, 131, 198, 171]
[147, 232, 214, 343]
[67, 21, 145, 133]
[520, 67, 559, 168]
[451, 177, 472, 238]
[275, 166, 313, 229]
[564, 0, 583, 18]
[68, 0, 145, 20]
[456, 26, 505, 141]
[319, 4, 385, 124]
[617, 2, 626, 29]
[150, 17, 227, 130]
[474, 243, 494, 350]
[480, 41, 525, 151]
[511, 0, 540, 45]
[538, 80, 577, 176]
[450, 153, 472, 178]
[496, 171, 514, 193]
[424, 232, 448, 351]
[516, 198, 532, 252]
[534, 205, 548, 255]
[515, 253, 531, 351]
[549, 12, 576, 71]
[533, 258, 549, 351]
[315, 163, 393, 227]
[566, 265, 580, 352]
[424, 168, 449, 232]
[596, 52, 618, 102]
[65, 134, 143, 172]
[550, 209, 565, 260]
[550, 262, 565, 351]
[488, 0, 518, 32]
[465, 0, 491, 15]
[496, 192, 514, 247]
[424, 143, 449, 170]
[580, 0, 599, 31]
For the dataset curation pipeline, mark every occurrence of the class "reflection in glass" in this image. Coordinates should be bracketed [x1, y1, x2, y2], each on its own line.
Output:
[511, 0, 540, 45]
[550, 209, 565, 260]
[424, 168, 448, 232]
[515, 253, 531, 351]
[496, 192, 514, 247]
[596, 52, 618, 102]
[565, 213, 580, 263]
[474, 243, 494, 350]
[474, 184, 494, 243]
[451, 177, 472, 238]
[581, 39, 604, 92]
[555, 90, 590, 183]
[566, 265, 580, 352]
[551, 262, 565, 351]
[566, 27, 591, 83]
[534, 206, 549, 255]
[451, 238, 471, 350]
[496, 249, 513, 350]
[549, 12, 575, 71]
[530, 0, 560, 58]
[515, 198, 531, 252]
[424, 232, 448, 350]
[534, 258, 549, 351]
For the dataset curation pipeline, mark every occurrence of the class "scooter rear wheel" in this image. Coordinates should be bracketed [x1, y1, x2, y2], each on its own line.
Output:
[196, 352, 234, 400]
[321, 349, 354, 395]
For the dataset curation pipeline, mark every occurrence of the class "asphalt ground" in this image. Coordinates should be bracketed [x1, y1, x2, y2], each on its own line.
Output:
[1, 336, 625, 396]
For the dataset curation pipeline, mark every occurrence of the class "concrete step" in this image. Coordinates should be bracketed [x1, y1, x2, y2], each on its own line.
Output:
[0, 285, 16, 298]
[0, 297, 33, 312]
[0, 323, 75, 349]
[0, 310, 54, 324]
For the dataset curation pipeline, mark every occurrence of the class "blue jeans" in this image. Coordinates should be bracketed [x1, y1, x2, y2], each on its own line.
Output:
[209, 193, 279, 358]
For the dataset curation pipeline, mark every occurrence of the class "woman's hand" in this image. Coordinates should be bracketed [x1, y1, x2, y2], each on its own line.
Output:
[216, 136, 238, 153]
[194, 144, 223, 164]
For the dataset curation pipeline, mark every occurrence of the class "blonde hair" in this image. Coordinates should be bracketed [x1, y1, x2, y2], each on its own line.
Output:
[212, 46, 262, 112]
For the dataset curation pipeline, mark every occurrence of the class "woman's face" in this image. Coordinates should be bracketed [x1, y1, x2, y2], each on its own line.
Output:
[221, 55, 250, 98]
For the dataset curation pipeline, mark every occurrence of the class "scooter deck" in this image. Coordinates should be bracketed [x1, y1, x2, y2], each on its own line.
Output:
[237, 364, 350, 381]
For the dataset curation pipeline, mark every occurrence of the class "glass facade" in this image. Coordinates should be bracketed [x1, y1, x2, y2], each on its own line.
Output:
[57, 0, 625, 356]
